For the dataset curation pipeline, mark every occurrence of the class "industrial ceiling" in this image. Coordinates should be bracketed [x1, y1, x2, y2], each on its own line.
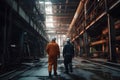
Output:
[42, 0, 80, 39]
[44, 0, 79, 34]
[18, 0, 80, 41]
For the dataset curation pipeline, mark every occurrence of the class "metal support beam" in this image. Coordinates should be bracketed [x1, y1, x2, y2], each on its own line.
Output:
[107, 14, 117, 63]
[3, 6, 7, 66]
[45, 13, 75, 16]
[83, 32, 89, 57]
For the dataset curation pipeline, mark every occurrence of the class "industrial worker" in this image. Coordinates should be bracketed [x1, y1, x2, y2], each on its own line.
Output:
[63, 38, 74, 74]
[46, 37, 60, 77]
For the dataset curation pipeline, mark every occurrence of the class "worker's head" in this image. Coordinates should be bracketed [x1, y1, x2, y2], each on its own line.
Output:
[66, 38, 70, 42]
[51, 37, 56, 41]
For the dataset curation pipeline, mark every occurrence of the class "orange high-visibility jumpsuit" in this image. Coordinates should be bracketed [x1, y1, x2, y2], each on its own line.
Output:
[46, 41, 60, 74]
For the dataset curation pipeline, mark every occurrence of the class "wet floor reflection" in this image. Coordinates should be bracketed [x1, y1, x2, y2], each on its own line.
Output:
[74, 61, 120, 80]
[1, 58, 120, 80]
[10, 60, 120, 80]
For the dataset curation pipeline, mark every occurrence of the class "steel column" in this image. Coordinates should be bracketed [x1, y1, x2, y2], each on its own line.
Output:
[107, 14, 117, 63]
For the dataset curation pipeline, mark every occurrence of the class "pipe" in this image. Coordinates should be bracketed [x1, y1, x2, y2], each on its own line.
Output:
[67, 0, 87, 37]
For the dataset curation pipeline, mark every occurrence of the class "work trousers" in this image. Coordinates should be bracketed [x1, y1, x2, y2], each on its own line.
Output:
[64, 55, 73, 72]
[48, 56, 57, 73]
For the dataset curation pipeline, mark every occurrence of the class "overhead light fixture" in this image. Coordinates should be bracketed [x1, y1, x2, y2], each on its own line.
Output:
[39, 1, 44, 4]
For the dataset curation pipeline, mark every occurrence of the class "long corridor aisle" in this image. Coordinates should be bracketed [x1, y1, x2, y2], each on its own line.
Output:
[0, 57, 120, 80]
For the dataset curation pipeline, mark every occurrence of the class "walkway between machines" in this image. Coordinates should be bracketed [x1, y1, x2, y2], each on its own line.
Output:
[11, 57, 96, 80]
[1, 56, 120, 80]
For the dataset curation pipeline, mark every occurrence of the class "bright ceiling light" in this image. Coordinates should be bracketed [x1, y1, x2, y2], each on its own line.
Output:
[45, 23, 54, 28]
[39, 1, 44, 4]
[45, 1, 52, 14]
[45, 1, 55, 28]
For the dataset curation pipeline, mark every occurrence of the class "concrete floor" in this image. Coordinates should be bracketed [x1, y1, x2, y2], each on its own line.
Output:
[0, 57, 120, 80]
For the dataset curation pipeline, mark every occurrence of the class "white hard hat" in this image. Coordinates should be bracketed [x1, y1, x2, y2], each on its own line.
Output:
[52, 37, 56, 41]
[66, 38, 70, 42]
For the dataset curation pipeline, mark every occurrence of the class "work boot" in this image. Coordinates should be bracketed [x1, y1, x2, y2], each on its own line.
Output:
[54, 72, 57, 76]
[49, 71, 52, 77]
[69, 63, 73, 73]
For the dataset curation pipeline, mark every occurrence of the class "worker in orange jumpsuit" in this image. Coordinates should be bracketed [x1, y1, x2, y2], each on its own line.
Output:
[46, 37, 60, 77]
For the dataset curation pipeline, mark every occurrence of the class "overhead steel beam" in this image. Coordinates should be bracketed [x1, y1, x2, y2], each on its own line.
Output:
[52, 9, 76, 12]
[45, 24, 69, 26]
[46, 32, 67, 34]
[52, 16, 73, 19]
[45, 29, 68, 31]
[48, 2, 79, 6]
[46, 20, 71, 22]
[45, 13, 75, 16]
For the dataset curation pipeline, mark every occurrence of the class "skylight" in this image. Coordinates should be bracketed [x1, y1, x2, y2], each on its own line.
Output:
[45, 2, 52, 14]
[45, 1, 55, 28]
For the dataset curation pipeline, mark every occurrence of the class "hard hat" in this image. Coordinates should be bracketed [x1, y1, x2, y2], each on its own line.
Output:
[52, 37, 56, 41]
[66, 38, 70, 42]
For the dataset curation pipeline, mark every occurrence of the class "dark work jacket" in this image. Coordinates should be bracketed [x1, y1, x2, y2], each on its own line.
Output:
[63, 42, 74, 57]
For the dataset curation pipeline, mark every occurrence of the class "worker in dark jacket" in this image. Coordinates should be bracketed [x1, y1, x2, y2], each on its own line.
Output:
[63, 38, 74, 74]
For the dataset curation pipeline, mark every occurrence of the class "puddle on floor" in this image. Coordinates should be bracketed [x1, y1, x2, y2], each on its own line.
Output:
[84, 69, 120, 80]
